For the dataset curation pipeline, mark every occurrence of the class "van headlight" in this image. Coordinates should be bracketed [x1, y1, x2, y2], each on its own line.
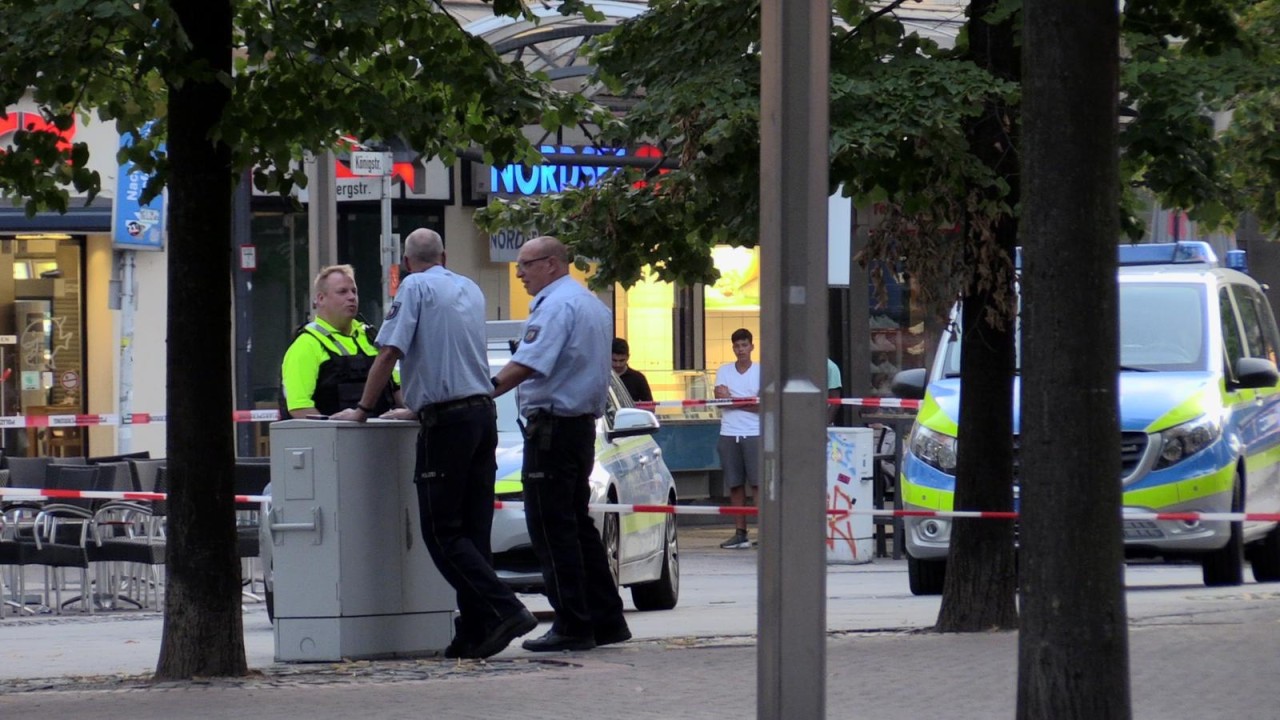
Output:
[1154, 414, 1221, 470]
[909, 425, 958, 473]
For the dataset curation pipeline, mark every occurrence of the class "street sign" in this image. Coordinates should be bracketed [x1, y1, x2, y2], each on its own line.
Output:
[349, 151, 394, 177]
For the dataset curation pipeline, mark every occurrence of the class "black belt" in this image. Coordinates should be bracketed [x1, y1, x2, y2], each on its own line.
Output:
[524, 410, 594, 422]
[418, 394, 494, 425]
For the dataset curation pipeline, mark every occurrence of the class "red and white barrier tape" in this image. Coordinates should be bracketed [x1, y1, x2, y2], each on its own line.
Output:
[0, 398, 918, 428]
[0, 488, 269, 504]
[4, 487, 1271, 523]
[0, 409, 283, 428]
[635, 397, 921, 410]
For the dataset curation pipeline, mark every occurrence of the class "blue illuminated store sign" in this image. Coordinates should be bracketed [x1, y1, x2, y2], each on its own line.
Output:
[490, 144, 661, 196]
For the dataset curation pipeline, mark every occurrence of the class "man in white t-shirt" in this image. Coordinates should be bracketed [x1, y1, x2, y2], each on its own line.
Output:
[715, 328, 761, 549]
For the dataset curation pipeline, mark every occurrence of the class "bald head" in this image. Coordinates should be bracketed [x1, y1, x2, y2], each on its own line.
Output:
[525, 235, 569, 264]
[516, 235, 571, 296]
[404, 228, 444, 268]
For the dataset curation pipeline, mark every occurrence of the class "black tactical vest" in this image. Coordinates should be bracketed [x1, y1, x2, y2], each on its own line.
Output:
[286, 323, 396, 417]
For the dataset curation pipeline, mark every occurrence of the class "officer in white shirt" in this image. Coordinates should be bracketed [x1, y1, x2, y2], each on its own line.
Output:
[491, 235, 631, 653]
[715, 328, 761, 549]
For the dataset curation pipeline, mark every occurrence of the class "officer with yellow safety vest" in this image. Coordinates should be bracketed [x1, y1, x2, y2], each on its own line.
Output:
[279, 264, 413, 419]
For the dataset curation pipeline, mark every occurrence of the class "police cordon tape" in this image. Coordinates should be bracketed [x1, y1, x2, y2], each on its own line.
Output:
[0, 410, 280, 428]
[2, 487, 1277, 523]
[634, 397, 921, 410]
[0, 398, 916, 428]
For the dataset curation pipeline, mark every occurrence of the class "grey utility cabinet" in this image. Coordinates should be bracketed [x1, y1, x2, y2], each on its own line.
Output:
[269, 419, 453, 662]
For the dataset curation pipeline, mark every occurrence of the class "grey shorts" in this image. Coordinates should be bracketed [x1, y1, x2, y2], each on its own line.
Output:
[717, 434, 761, 489]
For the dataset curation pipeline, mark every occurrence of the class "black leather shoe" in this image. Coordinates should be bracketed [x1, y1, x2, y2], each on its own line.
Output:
[468, 609, 538, 659]
[444, 637, 473, 659]
[594, 621, 632, 647]
[521, 629, 597, 652]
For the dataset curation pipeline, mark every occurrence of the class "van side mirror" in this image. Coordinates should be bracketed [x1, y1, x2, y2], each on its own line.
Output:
[891, 368, 928, 400]
[1233, 357, 1280, 390]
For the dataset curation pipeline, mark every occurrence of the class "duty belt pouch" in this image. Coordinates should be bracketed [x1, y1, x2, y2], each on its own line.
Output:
[523, 411, 554, 451]
[418, 405, 439, 429]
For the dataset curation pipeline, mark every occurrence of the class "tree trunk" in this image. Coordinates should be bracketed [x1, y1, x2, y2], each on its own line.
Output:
[155, 0, 248, 680]
[1018, 0, 1130, 717]
[936, 0, 1019, 633]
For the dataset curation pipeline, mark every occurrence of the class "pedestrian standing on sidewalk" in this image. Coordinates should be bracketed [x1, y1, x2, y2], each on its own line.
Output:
[827, 357, 842, 425]
[491, 235, 631, 653]
[715, 328, 761, 549]
[331, 228, 536, 660]
[612, 337, 654, 402]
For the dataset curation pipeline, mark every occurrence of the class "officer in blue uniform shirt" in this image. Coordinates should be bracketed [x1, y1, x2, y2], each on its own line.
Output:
[491, 235, 631, 652]
[332, 228, 536, 659]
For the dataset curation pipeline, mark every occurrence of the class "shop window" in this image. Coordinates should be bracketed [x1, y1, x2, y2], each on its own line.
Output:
[704, 246, 760, 372]
[1, 236, 86, 456]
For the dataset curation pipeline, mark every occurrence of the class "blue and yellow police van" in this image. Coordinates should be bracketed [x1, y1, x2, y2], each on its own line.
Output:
[893, 242, 1280, 595]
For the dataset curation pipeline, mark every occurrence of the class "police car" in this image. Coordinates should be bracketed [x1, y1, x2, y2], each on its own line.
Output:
[485, 321, 680, 610]
[893, 242, 1280, 595]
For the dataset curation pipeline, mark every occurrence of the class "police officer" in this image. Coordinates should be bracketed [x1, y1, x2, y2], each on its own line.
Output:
[491, 235, 631, 652]
[331, 229, 536, 660]
[279, 264, 411, 419]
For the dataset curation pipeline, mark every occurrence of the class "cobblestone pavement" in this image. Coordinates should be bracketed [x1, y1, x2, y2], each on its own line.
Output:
[2, 616, 1279, 719]
[4, 524, 1280, 717]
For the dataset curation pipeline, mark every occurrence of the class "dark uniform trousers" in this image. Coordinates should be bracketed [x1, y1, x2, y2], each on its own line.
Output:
[415, 395, 524, 643]
[521, 411, 625, 637]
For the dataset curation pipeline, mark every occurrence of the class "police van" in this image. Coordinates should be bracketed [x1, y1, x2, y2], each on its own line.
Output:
[893, 242, 1280, 595]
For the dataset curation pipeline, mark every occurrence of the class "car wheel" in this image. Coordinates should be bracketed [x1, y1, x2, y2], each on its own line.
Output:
[908, 554, 946, 596]
[603, 509, 621, 590]
[1202, 477, 1244, 587]
[265, 590, 274, 622]
[1250, 521, 1280, 582]
[631, 511, 679, 611]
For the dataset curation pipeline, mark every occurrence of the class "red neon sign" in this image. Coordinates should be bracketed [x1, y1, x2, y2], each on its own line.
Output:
[0, 111, 77, 153]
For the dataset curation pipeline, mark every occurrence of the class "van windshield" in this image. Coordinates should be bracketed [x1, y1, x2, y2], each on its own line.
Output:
[940, 282, 1208, 375]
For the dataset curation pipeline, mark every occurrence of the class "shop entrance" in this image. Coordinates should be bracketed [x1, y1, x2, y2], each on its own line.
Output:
[0, 235, 86, 457]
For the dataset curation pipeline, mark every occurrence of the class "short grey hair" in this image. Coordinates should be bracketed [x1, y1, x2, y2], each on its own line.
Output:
[404, 228, 444, 264]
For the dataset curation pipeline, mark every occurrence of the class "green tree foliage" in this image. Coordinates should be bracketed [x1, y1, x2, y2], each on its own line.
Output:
[476, 0, 1018, 299]
[1217, 1, 1280, 232]
[0, 0, 600, 211]
[0, 0, 595, 679]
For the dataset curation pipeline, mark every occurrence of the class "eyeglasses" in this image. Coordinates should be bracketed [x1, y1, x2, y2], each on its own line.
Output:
[516, 255, 552, 271]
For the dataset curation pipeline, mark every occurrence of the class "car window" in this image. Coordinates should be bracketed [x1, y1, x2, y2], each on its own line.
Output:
[1220, 286, 1245, 380]
[1118, 283, 1206, 370]
[1233, 284, 1280, 365]
[605, 374, 631, 430]
[940, 282, 1206, 375]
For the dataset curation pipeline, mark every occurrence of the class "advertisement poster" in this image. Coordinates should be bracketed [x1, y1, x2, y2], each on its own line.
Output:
[113, 121, 166, 250]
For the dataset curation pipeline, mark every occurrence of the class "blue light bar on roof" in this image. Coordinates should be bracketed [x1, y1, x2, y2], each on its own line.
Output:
[1117, 241, 1218, 266]
[1013, 241, 1242, 271]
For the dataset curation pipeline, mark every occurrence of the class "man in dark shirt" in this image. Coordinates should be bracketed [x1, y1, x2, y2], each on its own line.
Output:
[611, 337, 653, 402]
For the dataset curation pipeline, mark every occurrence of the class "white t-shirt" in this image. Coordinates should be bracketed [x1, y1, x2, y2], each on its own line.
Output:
[715, 362, 761, 437]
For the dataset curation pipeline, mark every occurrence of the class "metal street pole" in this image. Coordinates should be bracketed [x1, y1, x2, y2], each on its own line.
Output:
[380, 156, 395, 316]
[306, 150, 339, 284]
[758, 0, 830, 718]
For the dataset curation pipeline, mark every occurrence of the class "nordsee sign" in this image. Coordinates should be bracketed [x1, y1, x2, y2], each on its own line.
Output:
[489, 228, 533, 263]
[490, 145, 663, 197]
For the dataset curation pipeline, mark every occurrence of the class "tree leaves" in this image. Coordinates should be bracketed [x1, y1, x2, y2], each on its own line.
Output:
[0, 0, 591, 211]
